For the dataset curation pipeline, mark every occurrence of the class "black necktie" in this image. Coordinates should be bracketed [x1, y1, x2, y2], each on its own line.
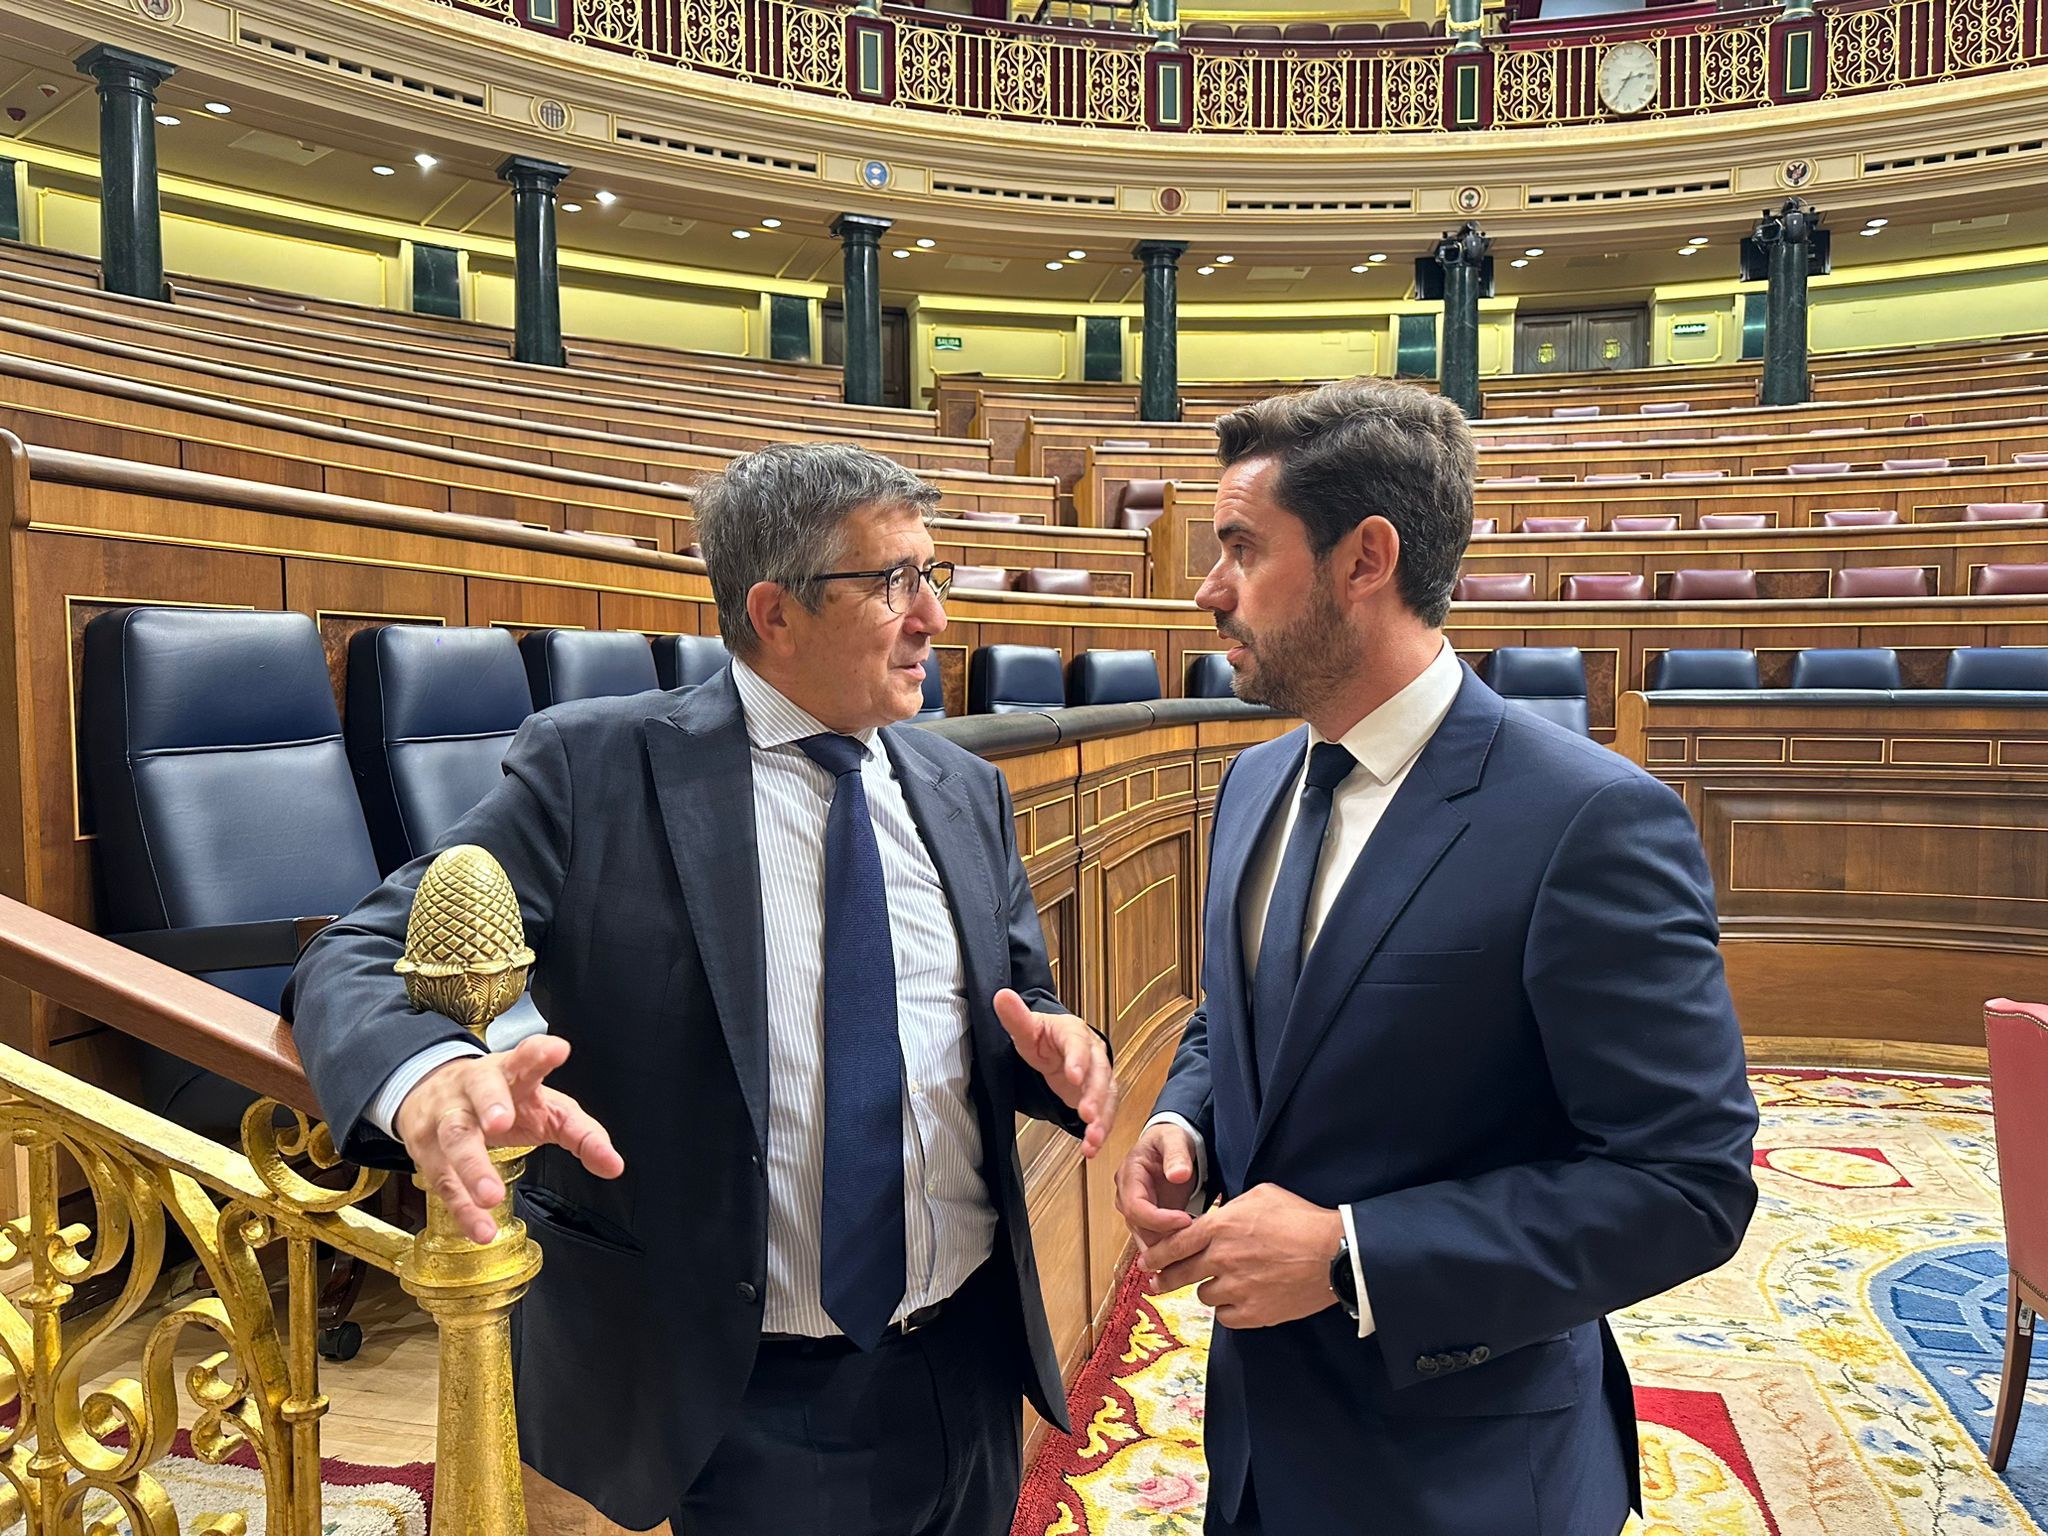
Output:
[1250, 742, 1357, 1095]
[796, 732, 905, 1349]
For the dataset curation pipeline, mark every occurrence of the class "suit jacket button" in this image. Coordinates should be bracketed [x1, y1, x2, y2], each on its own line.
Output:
[736, 1281, 759, 1304]
[1470, 1345, 1490, 1365]
[1416, 1355, 1440, 1375]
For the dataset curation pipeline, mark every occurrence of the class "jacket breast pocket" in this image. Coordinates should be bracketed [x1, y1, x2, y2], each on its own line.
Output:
[1362, 948, 1487, 986]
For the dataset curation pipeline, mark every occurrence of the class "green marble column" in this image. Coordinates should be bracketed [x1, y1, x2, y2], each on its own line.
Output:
[1434, 222, 1490, 420]
[831, 213, 892, 407]
[1757, 198, 1818, 407]
[496, 156, 571, 368]
[74, 45, 177, 302]
[1148, 0, 1180, 50]
[1134, 241, 1188, 423]
[1448, 0, 1485, 52]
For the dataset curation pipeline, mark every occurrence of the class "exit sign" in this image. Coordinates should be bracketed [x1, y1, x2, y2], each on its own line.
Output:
[934, 335, 964, 351]
[1671, 321, 1711, 337]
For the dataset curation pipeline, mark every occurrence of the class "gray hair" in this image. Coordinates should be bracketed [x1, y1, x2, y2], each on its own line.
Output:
[692, 442, 941, 656]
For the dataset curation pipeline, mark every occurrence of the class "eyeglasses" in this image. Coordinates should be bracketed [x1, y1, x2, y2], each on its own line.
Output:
[811, 559, 955, 614]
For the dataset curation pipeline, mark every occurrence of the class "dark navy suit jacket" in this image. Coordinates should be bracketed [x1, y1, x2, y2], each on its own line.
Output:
[1153, 665, 1757, 1535]
[283, 670, 1081, 1530]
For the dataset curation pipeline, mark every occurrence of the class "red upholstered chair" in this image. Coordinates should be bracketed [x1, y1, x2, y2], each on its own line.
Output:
[1454, 573, 1538, 602]
[1965, 502, 2048, 522]
[1789, 461, 1851, 475]
[1637, 401, 1693, 415]
[1560, 573, 1649, 601]
[1332, 20, 1381, 38]
[1834, 566, 1931, 599]
[1666, 568, 1759, 600]
[1521, 516, 1589, 533]
[1235, 22, 1283, 38]
[1181, 21, 1232, 37]
[949, 565, 1013, 591]
[1699, 513, 1772, 530]
[1905, 413, 1928, 427]
[1471, 518, 1498, 535]
[1381, 18, 1429, 37]
[1610, 515, 1680, 532]
[957, 509, 1023, 524]
[1282, 21, 1332, 39]
[1016, 567, 1094, 596]
[1117, 479, 1168, 531]
[1884, 456, 1950, 471]
[1821, 509, 1901, 527]
[1974, 564, 2048, 596]
[1986, 998, 2048, 1471]
[683, 542, 704, 560]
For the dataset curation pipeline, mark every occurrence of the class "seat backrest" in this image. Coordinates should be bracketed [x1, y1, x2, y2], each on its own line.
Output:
[1282, 21, 1332, 39]
[1182, 20, 1232, 37]
[2013, 451, 2048, 466]
[1551, 405, 1601, 419]
[347, 624, 533, 873]
[1560, 573, 1648, 601]
[1947, 647, 2048, 689]
[1788, 461, 1851, 475]
[519, 629, 659, 707]
[1985, 999, 2048, 1287]
[1974, 563, 2048, 595]
[1119, 505, 1164, 532]
[969, 645, 1065, 713]
[1637, 401, 1692, 416]
[1789, 646, 1902, 689]
[1068, 649, 1162, 706]
[1698, 513, 1772, 531]
[1883, 456, 1949, 471]
[1454, 573, 1537, 601]
[82, 607, 383, 1006]
[1821, 508, 1900, 527]
[1661, 470, 1726, 481]
[1582, 474, 1642, 484]
[1652, 648, 1760, 690]
[1186, 652, 1236, 698]
[1381, 19, 1429, 37]
[651, 632, 730, 690]
[1235, 22, 1283, 38]
[1470, 517, 1498, 535]
[1964, 501, 2048, 522]
[1610, 515, 1680, 532]
[1483, 646, 1589, 735]
[948, 565, 1013, 591]
[914, 659, 946, 721]
[1331, 20, 1381, 38]
[1521, 516, 1589, 533]
[1833, 566, 1930, 599]
[1016, 567, 1095, 596]
[1665, 567, 1759, 600]
[1117, 479, 1168, 518]
[957, 509, 1023, 524]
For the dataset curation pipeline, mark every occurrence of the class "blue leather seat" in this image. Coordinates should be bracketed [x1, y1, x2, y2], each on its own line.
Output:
[1652, 649, 1761, 690]
[1789, 647, 1901, 690]
[1187, 653, 1236, 699]
[652, 633, 729, 691]
[82, 608, 383, 1130]
[1946, 647, 2048, 690]
[1483, 647, 1589, 736]
[520, 629, 659, 707]
[969, 645, 1064, 714]
[914, 660, 946, 721]
[1068, 650, 1161, 707]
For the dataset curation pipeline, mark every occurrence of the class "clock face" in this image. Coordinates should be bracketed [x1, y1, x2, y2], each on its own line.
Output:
[1599, 42, 1659, 115]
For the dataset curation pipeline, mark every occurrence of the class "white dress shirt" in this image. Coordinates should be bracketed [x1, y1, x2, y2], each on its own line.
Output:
[1152, 638, 1464, 1337]
[368, 659, 996, 1335]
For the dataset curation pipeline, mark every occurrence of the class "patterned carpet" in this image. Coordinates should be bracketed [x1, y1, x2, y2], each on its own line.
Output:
[1015, 1070, 2048, 1536]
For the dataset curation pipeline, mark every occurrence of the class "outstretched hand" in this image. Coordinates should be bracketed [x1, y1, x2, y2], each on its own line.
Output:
[994, 988, 1118, 1157]
[394, 1034, 623, 1244]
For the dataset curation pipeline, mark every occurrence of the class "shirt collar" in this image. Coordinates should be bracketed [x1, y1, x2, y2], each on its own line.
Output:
[730, 656, 879, 756]
[1308, 639, 1463, 786]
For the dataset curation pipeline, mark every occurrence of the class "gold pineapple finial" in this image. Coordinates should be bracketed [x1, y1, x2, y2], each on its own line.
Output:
[394, 845, 535, 1037]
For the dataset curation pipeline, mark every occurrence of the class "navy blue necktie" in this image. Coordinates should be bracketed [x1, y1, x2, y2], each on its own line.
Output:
[797, 732, 906, 1350]
[1250, 741, 1357, 1095]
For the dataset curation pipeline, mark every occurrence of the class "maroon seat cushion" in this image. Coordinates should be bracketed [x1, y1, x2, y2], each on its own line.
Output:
[1560, 573, 1649, 601]
[1610, 515, 1680, 532]
[1699, 513, 1772, 530]
[1974, 563, 2048, 596]
[1016, 567, 1094, 596]
[1884, 457, 1950, 472]
[1520, 516, 1590, 533]
[1835, 566, 1930, 599]
[949, 565, 1013, 591]
[1666, 568, 1759, 600]
[1964, 502, 2047, 521]
[957, 509, 1023, 524]
[1821, 509, 1900, 527]
[1453, 573, 1537, 602]
[1471, 518, 1498, 535]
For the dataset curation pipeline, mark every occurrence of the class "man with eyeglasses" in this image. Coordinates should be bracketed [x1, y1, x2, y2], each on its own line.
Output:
[284, 441, 1115, 1536]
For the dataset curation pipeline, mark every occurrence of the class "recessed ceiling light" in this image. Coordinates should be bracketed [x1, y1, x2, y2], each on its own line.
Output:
[1351, 264, 1369, 273]
[204, 102, 231, 115]
[1197, 265, 1216, 275]
[1214, 254, 1234, 264]
[155, 114, 179, 126]
[892, 248, 910, 258]
[1067, 250, 1087, 260]
[1860, 227, 1881, 236]
[733, 229, 753, 239]
[594, 190, 617, 206]
[1368, 253, 1387, 263]
[915, 237, 936, 248]
[561, 202, 582, 212]
[1865, 217, 1888, 227]
[1523, 247, 1544, 257]
[1678, 246, 1699, 255]
[1511, 258, 1530, 268]
[413, 152, 438, 170]
[1687, 236, 1710, 245]
[760, 217, 782, 228]
[372, 165, 395, 176]
[1045, 261, 1064, 271]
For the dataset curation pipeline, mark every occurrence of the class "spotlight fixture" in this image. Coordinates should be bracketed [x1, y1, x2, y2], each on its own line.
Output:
[372, 165, 395, 176]
[915, 237, 936, 248]
[760, 217, 783, 228]
[594, 190, 617, 206]
[413, 152, 438, 170]
[203, 102, 231, 115]
[1523, 247, 1544, 257]
[155, 114, 179, 126]
[1067, 250, 1087, 260]
[1045, 261, 1064, 270]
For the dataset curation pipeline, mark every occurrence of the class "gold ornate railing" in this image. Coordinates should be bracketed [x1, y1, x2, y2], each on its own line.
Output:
[0, 877, 534, 1534]
[1190, 46, 1442, 133]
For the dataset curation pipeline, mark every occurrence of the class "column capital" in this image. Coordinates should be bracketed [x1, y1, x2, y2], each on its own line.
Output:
[831, 213, 894, 245]
[74, 44, 177, 94]
[497, 156, 572, 193]
[1134, 240, 1189, 264]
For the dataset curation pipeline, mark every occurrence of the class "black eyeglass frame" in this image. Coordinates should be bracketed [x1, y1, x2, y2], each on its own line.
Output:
[809, 559, 956, 613]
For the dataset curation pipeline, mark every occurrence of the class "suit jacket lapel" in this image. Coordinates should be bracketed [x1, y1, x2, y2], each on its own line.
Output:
[1249, 670, 1503, 1158]
[644, 671, 771, 1152]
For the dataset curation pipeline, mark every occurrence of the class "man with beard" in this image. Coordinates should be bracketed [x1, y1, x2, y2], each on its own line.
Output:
[1112, 381, 1756, 1535]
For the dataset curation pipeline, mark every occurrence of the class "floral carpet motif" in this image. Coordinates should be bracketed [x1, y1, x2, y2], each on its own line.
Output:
[1015, 1070, 2048, 1536]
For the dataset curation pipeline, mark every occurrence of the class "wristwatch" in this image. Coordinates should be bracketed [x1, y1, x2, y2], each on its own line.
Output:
[1330, 1235, 1360, 1322]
